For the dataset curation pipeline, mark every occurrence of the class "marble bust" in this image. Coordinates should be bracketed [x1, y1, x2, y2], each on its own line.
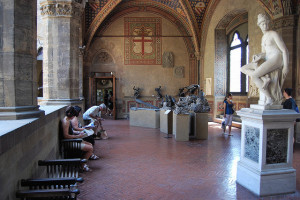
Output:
[241, 14, 289, 106]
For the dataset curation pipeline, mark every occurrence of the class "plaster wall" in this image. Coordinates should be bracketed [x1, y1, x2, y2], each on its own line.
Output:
[202, 0, 265, 120]
[0, 106, 66, 200]
[87, 12, 190, 118]
[203, 0, 264, 96]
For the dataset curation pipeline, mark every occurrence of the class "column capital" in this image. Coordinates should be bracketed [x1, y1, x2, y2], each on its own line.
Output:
[40, 0, 84, 18]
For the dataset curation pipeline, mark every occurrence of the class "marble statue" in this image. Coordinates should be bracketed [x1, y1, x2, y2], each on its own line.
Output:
[240, 13, 289, 105]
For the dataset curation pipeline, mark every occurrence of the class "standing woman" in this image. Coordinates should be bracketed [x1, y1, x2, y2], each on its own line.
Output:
[62, 106, 93, 171]
[223, 93, 235, 136]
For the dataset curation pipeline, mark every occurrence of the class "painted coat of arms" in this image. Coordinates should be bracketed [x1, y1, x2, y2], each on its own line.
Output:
[124, 17, 162, 65]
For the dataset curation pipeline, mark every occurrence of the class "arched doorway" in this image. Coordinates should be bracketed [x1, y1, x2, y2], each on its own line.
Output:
[89, 51, 117, 119]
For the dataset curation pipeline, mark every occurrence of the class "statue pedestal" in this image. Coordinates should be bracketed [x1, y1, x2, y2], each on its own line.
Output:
[194, 113, 208, 140]
[160, 109, 173, 134]
[236, 108, 299, 196]
[130, 108, 160, 128]
[173, 113, 189, 141]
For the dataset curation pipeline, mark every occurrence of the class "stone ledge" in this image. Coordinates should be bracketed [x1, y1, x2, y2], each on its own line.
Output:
[0, 105, 66, 156]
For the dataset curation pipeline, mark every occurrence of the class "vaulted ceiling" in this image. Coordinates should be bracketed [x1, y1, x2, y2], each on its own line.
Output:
[83, 0, 298, 50]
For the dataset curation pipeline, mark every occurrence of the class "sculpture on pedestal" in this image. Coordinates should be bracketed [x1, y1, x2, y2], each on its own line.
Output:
[155, 86, 163, 99]
[240, 13, 289, 105]
[133, 86, 140, 98]
[174, 88, 210, 114]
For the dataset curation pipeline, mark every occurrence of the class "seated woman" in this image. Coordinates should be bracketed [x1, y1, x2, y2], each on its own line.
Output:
[62, 106, 93, 172]
[71, 106, 99, 159]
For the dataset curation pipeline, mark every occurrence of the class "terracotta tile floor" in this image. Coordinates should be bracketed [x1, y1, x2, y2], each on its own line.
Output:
[78, 120, 300, 200]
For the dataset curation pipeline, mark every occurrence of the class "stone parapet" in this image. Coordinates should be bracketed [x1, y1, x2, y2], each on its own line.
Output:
[0, 105, 66, 200]
[0, 106, 45, 120]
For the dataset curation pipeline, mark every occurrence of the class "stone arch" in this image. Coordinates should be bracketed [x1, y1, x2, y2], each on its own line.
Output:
[84, 0, 122, 50]
[91, 50, 116, 73]
[92, 50, 115, 66]
[179, 0, 201, 52]
[92, 1, 197, 84]
[84, 0, 196, 54]
[214, 10, 248, 97]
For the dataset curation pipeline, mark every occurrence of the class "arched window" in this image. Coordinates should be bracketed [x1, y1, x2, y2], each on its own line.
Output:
[227, 32, 248, 94]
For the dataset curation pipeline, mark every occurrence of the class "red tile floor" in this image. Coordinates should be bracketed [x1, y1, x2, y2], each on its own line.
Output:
[78, 120, 300, 200]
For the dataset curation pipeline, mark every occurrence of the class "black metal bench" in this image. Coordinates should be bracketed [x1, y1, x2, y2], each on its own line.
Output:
[60, 139, 84, 159]
[16, 188, 79, 200]
[38, 159, 86, 178]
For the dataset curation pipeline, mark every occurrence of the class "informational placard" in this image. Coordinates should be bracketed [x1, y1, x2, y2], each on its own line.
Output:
[164, 110, 171, 114]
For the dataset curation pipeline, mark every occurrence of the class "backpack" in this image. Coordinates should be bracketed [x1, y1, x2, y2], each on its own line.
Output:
[291, 98, 299, 113]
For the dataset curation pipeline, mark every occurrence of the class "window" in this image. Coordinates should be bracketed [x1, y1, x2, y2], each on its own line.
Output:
[228, 32, 248, 94]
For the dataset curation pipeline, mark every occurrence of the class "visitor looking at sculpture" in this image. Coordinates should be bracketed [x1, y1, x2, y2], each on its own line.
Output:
[222, 93, 234, 136]
[282, 88, 299, 112]
[241, 13, 289, 105]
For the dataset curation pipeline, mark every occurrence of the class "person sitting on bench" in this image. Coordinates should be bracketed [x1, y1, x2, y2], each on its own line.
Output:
[62, 106, 94, 172]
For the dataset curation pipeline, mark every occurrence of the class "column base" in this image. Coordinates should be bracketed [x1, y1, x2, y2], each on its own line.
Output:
[237, 161, 296, 196]
[0, 106, 45, 120]
[38, 98, 84, 106]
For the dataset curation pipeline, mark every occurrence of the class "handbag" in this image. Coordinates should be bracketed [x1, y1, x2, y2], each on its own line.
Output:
[100, 130, 108, 140]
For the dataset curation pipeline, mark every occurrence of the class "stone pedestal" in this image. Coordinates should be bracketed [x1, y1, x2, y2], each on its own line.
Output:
[130, 108, 160, 128]
[160, 109, 173, 134]
[173, 113, 189, 141]
[39, 0, 84, 105]
[236, 108, 299, 196]
[194, 113, 208, 139]
[295, 122, 300, 143]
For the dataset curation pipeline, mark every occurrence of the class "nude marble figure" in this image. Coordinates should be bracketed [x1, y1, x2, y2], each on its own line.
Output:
[241, 14, 289, 105]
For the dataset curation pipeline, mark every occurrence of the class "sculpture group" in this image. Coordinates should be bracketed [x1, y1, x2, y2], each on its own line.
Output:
[132, 84, 210, 114]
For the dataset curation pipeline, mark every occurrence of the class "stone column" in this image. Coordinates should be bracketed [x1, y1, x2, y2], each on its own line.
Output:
[273, 15, 298, 89]
[39, 0, 84, 105]
[0, 0, 45, 120]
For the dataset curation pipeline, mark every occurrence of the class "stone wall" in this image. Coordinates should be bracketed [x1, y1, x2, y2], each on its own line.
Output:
[85, 11, 191, 118]
[0, 106, 66, 200]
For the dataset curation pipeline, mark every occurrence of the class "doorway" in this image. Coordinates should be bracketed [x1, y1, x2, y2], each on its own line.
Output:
[89, 73, 116, 119]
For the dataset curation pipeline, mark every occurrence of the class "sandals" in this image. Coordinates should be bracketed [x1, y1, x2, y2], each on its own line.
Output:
[82, 164, 92, 172]
[89, 154, 100, 160]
